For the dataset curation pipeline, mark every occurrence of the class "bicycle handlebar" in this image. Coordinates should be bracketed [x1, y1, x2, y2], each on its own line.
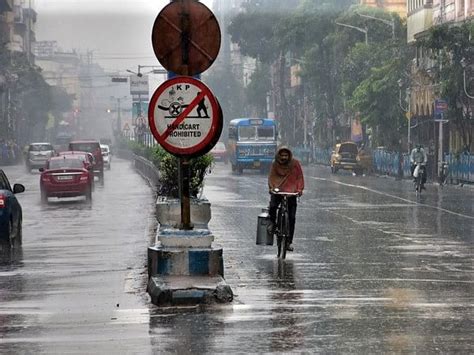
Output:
[270, 190, 300, 196]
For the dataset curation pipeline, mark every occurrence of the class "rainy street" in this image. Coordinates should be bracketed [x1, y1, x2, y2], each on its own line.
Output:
[0, 160, 472, 353]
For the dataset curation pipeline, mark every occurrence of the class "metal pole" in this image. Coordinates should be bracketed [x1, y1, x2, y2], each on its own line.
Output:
[438, 117, 443, 177]
[117, 98, 122, 136]
[407, 94, 411, 153]
[176, 0, 192, 230]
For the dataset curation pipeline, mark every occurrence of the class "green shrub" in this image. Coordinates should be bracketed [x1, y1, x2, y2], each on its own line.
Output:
[123, 140, 214, 198]
[155, 146, 214, 198]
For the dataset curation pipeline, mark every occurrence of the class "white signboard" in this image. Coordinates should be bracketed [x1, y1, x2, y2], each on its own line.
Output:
[130, 75, 149, 96]
[148, 77, 222, 157]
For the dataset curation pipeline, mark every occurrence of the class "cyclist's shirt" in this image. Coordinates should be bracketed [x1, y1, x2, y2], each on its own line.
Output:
[268, 147, 304, 194]
[410, 148, 427, 164]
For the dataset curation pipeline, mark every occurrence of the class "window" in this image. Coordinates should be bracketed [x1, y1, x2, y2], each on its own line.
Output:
[49, 158, 84, 169]
[239, 126, 256, 140]
[257, 126, 274, 140]
[0, 172, 11, 191]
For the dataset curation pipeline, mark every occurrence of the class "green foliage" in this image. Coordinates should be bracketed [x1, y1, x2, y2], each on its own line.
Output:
[203, 64, 245, 129]
[123, 139, 214, 198]
[154, 147, 214, 199]
[228, 12, 285, 63]
[245, 63, 271, 116]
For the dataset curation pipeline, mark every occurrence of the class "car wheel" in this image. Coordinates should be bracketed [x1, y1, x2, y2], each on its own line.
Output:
[7, 219, 14, 247]
[14, 218, 22, 247]
[231, 164, 236, 172]
[85, 187, 92, 202]
[237, 165, 243, 174]
[41, 189, 48, 204]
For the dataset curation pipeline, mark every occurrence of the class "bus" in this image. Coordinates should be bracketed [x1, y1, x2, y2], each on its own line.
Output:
[228, 118, 278, 173]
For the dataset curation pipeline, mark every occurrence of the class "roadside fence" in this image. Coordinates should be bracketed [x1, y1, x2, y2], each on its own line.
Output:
[445, 153, 473, 184]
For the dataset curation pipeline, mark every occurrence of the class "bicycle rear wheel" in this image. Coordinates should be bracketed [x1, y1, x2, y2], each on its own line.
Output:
[281, 210, 290, 259]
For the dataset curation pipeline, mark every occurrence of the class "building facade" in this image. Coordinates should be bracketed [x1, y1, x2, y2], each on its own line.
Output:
[360, 0, 407, 17]
[407, 0, 473, 169]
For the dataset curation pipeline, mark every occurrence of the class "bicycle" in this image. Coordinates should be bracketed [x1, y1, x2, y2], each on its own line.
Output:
[413, 163, 425, 196]
[271, 189, 299, 259]
[439, 162, 449, 187]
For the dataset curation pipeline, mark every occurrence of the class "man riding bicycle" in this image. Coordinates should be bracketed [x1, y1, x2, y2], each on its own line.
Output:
[410, 144, 428, 190]
[267, 147, 304, 252]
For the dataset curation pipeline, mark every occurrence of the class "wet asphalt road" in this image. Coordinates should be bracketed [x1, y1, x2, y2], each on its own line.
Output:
[0, 159, 473, 353]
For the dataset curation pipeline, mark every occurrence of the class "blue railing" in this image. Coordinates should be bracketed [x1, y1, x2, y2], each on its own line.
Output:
[445, 153, 473, 183]
[313, 147, 332, 165]
[372, 149, 411, 177]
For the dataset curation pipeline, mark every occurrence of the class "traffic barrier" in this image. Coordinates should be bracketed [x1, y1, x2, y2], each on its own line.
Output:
[313, 147, 332, 165]
[445, 153, 473, 184]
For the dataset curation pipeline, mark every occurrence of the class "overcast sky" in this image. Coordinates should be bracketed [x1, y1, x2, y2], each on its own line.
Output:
[35, 0, 215, 73]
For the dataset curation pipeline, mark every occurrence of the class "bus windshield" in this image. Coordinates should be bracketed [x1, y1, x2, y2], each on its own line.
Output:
[257, 126, 274, 140]
[239, 126, 256, 140]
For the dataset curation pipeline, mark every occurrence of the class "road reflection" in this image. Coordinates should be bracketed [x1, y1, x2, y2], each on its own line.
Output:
[265, 259, 305, 352]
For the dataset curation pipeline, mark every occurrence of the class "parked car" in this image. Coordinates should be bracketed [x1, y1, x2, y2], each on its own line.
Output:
[0, 169, 25, 246]
[100, 144, 112, 170]
[68, 140, 104, 183]
[40, 155, 93, 203]
[210, 142, 228, 163]
[25, 142, 56, 171]
[330, 141, 363, 175]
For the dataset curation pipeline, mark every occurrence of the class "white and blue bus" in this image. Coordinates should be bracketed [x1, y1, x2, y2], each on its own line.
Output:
[228, 118, 277, 174]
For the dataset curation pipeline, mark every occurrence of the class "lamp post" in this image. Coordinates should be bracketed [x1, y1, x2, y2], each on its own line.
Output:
[398, 79, 412, 153]
[356, 12, 395, 39]
[335, 21, 368, 44]
[110, 96, 128, 138]
[460, 58, 474, 99]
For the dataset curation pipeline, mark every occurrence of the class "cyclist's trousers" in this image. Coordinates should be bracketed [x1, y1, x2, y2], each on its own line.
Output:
[410, 164, 427, 184]
[269, 195, 297, 244]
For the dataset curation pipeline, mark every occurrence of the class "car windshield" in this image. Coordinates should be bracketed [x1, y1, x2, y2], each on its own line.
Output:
[339, 144, 358, 154]
[49, 158, 84, 170]
[70, 143, 99, 153]
[213, 142, 225, 151]
[30, 144, 53, 152]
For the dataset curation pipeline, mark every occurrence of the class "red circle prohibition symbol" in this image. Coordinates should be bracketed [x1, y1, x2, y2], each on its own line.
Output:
[148, 76, 222, 157]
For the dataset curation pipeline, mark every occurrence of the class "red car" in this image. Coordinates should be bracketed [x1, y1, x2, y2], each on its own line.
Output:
[68, 140, 104, 183]
[57, 150, 95, 170]
[210, 142, 228, 163]
[40, 155, 93, 203]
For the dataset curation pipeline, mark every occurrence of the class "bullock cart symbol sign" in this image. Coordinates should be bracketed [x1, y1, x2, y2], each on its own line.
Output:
[148, 76, 223, 157]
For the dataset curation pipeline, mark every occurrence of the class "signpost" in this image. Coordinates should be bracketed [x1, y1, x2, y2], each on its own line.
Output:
[434, 99, 449, 178]
[148, 76, 222, 157]
[149, 0, 222, 230]
[151, 0, 221, 77]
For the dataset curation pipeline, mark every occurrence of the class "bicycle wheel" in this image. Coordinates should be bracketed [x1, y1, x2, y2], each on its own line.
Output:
[281, 210, 289, 259]
[276, 208, 283, 258]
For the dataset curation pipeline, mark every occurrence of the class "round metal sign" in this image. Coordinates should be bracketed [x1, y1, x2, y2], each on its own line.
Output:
[151, 0, 221, 76]
[148, 76, 223, 157]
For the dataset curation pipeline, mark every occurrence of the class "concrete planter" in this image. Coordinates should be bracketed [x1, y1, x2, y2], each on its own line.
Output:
[156, 196, 211, 229]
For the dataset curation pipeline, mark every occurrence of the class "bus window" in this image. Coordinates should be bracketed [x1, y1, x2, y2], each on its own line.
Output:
[257, 126, 274, 140]
[239, 126, 256, 140]
[229, 127, 238, 140]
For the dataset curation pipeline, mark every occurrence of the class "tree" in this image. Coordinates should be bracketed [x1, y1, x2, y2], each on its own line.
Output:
[419, 22, 474, 151]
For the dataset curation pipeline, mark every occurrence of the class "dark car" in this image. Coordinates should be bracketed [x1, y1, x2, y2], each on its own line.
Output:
[68, 140, 104, 183]
[40, 155, 93, 203]
[330, 141, 363, 175]
[0, 169, 25, 246]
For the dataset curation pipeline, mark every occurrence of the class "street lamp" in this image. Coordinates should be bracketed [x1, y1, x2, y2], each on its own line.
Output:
[356, 11, 395, 39]
[398, 79, 412, 153]
[335, 21, 368, 44]
[110, 96, 128, 137]
[460, 58, 474, 99]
